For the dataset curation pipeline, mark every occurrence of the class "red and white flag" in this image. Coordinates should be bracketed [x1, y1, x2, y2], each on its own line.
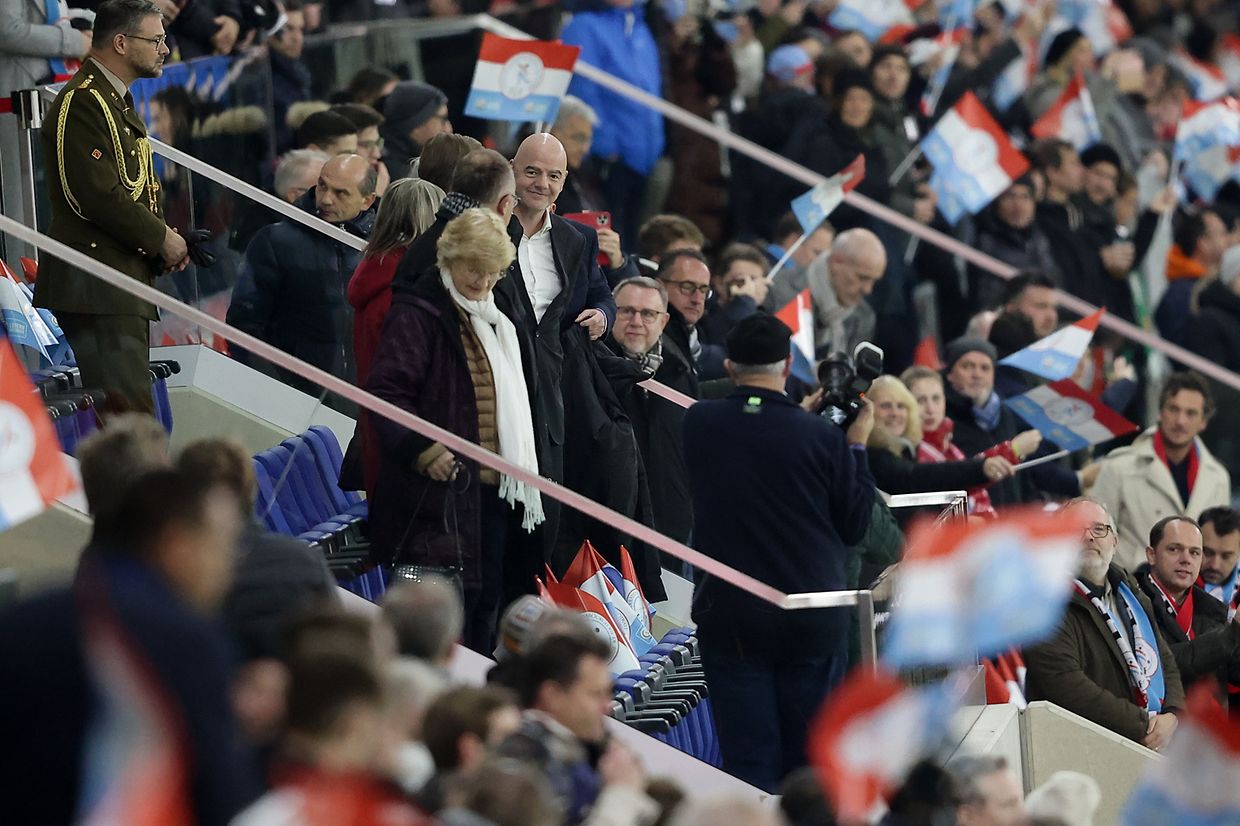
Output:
[774, 289, 815, 385]
[463, 33, 580, 124]
[1031, 72, 1102, 150]
[808, 668, 959, 823]
[1004, 378, 1138, 452]
[998, 308, 1103, 381]
[0, 338, 77, 531]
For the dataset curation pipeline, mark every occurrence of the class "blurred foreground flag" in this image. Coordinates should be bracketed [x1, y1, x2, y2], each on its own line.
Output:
[1175, 98, 1240, 200]
[999, 308, 1103, 380]
[883, 510, 1081, 668]
[464, 33, 580, 123]
[922, 92, 1029, 224]
[828, 0, 914, 42]
[808, 668, 959, 823]
[1120, 683, 1240, 825]
[1031, 72, 1102, 151]
[0, 338, 77, 531]
[774, 289, 815, 385]
[616, 546, 658, 654]
[1004, 378, 1137, 452]
[790, 154, 865, 233]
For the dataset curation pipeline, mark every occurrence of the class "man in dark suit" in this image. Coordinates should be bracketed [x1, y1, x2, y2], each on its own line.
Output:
[34, 0, 189, 416]
[682, 313, 877, 793]
[494, 133, 617, 602]
[0, 465, 262, 825]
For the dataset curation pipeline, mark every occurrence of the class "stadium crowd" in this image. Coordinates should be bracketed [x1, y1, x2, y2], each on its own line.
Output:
[6, 0, 1240, 821]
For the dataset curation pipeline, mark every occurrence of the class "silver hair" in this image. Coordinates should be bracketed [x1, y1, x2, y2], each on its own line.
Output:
[950, 755, 1011, 805]
[381, 577, 464, 663]
[613, 275, 668, 309]
[1025, 771, 1102, 826]
[274, 149, 329, 200]
[553, 95, 598, 129]
[730, 361, 786, 378]
[1064, 496, 1117, 531]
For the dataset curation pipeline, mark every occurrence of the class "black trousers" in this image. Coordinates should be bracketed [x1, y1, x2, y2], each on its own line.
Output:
[464, 484, 508, 655]
[56, 312, 154, 416]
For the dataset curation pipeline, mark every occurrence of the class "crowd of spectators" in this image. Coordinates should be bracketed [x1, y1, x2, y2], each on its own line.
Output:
[9, 0, 1240, 820]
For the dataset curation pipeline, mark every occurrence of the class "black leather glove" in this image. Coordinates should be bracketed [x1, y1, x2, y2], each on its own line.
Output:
[184, 228, 216, 268]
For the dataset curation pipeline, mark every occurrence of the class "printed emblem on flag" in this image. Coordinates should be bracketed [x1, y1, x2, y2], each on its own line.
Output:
[464, 33, 581, 124]
[922, 92, 1028, 224]
[1004, 378, 1137, 452]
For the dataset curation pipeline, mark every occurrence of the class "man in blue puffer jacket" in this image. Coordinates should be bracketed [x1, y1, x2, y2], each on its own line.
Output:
[560, 0, 664, 253]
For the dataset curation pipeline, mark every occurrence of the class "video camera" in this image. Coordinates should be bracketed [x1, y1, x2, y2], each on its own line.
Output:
[816, 342, 884, 428]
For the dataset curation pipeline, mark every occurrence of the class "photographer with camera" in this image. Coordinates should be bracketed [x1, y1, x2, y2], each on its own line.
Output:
[683, 313, 877, 793]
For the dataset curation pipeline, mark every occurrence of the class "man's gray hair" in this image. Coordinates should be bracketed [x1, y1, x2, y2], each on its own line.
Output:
[553, 95, 598, 129]
[730, 361, 786, 378]
[950, 755, 1010, 805]
[613, 275, 668, 309]
[381, 577, 464, 663]
[274, 149, 329, 199]
[1064, 496, 1117, 530]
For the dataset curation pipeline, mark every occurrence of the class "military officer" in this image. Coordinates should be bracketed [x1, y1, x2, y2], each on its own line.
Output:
[34, 0, 188, 417]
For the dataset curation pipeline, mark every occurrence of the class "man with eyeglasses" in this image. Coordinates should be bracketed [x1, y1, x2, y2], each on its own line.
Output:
[34, 0, 188, 418]
[1133, 516, 1240, 702]
[1025, 498, 1185, 751]
[656, 249, 726, 381]
[605, 276, 695, 549]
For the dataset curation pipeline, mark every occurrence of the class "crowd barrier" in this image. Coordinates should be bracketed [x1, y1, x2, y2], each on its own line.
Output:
[13, 14, 1240, 393]
[0, 213, 902, 668]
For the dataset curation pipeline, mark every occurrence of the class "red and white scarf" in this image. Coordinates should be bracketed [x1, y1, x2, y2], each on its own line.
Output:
[1152, 429, 1199, 501]
[1148, 576, 1195, 640]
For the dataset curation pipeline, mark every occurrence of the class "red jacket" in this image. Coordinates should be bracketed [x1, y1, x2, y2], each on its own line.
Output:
[348, 250, 406, 496]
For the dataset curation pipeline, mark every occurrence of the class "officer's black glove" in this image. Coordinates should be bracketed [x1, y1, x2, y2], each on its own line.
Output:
[184, 228, 216, 268]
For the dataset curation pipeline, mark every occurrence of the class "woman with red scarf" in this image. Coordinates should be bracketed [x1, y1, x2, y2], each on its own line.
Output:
[900, 367, 1041, 516]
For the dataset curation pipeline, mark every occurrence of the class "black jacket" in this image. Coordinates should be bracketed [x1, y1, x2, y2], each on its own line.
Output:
[0, 555, 262, 826]
[1134, 564, 1240, 692]
[390, 193, 478, 296]
[866, 443, 987, 495]
[684, 386, 876, 659]
[605, 335, 696, 548]
[1036, 199, 1117, 318]
[945, 383, 1080, 508]
[222, 522, 338, 660]
[1186, 279, 1240, 481]
[227, 191, 376, 393]
[554, 329, 665, 601]
[269, 50, 313, 152]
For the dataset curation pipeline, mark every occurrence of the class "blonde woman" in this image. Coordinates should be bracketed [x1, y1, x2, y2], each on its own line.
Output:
[366, 209, 542, 654]
[864, 375, 1015, 495]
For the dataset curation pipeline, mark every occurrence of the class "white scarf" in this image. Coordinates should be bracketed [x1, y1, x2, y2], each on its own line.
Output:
[442, 272, 544, 531]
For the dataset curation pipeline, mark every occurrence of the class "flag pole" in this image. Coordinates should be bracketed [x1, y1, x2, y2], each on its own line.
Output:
[1013, 448, 1071, 471]
[765, 228, 813, 282]
[888, 145, 924, 186]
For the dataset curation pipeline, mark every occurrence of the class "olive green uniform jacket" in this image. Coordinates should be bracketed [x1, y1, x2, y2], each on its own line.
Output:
[34, 58, 166, 320]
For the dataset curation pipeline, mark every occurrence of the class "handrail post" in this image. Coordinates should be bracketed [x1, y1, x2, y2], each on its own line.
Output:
[11, 89, 45, 262]
[857, 590, 877, 673]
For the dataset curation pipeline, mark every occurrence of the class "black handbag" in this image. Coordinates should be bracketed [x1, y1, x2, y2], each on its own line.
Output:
[391, 465, 468, 598]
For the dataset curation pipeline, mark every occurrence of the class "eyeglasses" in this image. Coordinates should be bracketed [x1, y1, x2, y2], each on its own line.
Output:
[617, 306, 666, 323]
[124, 33, 167, 47]
[660, 279, 712, 298]
[357, 137, 385, 151]
[1082, 523, 1114, 540]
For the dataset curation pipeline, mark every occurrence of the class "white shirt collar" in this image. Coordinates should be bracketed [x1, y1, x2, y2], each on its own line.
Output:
[525, 208, 554, 239]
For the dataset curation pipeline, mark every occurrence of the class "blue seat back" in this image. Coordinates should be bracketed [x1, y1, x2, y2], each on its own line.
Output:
[254, 445, 315, 534]
[302, 427, 360, 512]
[252, 459, 295, 535]
[280, 436, 339, 524]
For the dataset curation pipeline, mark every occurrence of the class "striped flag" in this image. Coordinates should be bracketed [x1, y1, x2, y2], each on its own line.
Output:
[829, 0, 915, 42]
[1175, 98, 1240, 200]
[544, 575, 642, 675]
[774, 289, 815, 384]
[1031, 72, 1102, 151]
[790, 155, 865, 234]
[1120, 683, 1240, 825]
[808, 668, 960, 822]
[922, 92, 1030, 224]
[0, 338, 77, 531]
[1004, 379, 1138, 452]
[464, 33, 580, 124]
[883, 509, 1082, 668]
[999, 308, 1103, 380]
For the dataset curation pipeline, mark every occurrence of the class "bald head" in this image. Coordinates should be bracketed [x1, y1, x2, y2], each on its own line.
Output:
[828, 228, 886, 308]
[315, 153, 378, 223]
[512, 133, 568, 219]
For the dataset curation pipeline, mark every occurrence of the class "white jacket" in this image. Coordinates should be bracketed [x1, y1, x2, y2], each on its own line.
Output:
[1092, 427, 1231, 572]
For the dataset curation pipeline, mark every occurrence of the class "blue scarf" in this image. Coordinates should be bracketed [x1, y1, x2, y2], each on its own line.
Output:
[1077, 579, 1166, 712]
[974, 392, 1002, 431]
[1203, 565, 1240, 608]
